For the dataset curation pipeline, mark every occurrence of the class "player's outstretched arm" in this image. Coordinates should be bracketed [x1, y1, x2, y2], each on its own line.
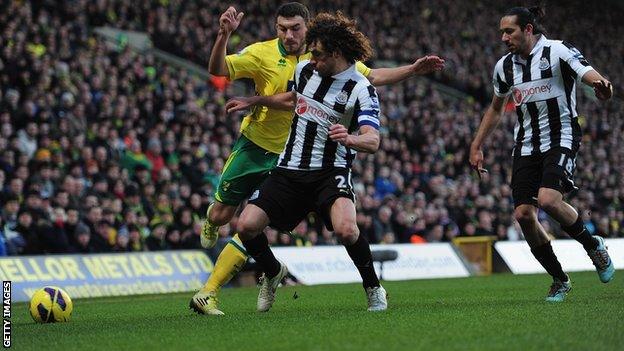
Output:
[208, 6, 244, 76]
[225, 91, 296, 113]
[469, 94, 507, 178]
[581, 70, 613, 101]
[367, 55, 445, 86]
[329, 124, 380, 154]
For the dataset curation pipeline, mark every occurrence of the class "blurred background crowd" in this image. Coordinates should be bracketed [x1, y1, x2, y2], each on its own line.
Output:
[1, 0, 623, 259]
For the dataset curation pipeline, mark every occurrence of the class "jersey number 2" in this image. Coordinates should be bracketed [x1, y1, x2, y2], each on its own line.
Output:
[335, 175, 347, 189]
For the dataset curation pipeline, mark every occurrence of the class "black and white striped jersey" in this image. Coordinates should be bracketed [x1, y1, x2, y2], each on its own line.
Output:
[278, 60, 381, 170]
[492, 35, 594, 156]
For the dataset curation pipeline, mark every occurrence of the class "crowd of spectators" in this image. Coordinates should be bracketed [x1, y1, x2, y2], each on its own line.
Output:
[1, 0, 623, 259]
[0, 1, 228, 257]
[83, 0, 624, 105]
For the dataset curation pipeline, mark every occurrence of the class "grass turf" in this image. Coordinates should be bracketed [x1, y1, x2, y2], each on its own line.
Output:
[12, 271, 622, 350]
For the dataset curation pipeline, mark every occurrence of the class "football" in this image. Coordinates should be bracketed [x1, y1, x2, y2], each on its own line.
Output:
[28, 286, 73, 323]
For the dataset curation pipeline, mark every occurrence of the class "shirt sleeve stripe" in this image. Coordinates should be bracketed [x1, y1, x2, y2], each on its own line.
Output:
[358, 120, 380, 129]
[358, 110, 378, 117]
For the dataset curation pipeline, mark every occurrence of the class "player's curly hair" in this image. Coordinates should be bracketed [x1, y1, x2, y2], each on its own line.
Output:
[305, 11, 374, 63]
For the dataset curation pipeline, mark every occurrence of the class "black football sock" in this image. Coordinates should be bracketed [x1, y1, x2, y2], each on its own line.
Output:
[344, 235, 380, 289]
[242, 233, 281, 279]
[562, 215, 598, 251]
[530, 242, 568, 282]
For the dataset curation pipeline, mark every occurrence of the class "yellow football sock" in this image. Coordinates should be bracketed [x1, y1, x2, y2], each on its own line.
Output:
[202, 234, 249, 293]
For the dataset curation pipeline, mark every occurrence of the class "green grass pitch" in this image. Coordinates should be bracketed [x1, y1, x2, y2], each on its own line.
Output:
[12, 271, 622, 350]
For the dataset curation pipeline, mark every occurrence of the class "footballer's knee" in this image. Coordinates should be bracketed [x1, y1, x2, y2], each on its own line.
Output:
[208, 202, 237, 226]
[537, 191, 562, 214]
[335, 222, 360, 245]
[514, 205, 536, 226]
[235, 219, 251, 240]
[236, 205, 270, 240]
[236, 213, 262, 240]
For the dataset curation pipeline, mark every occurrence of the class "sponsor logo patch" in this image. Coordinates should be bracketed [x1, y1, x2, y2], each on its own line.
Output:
[295, 97, 340, 123]
[511, 82, 553, 106]
[296, 97, 308, 115]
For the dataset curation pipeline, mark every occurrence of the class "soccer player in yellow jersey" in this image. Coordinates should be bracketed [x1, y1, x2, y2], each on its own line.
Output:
[190, 2, 445, 315]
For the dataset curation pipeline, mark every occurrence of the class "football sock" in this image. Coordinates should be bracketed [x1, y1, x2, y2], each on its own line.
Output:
[530, 242, 568, 282]
[344, 235, 380, 289]
[242, 233, 281, 279]
[561, 215, 598, 251]
[202, 234, 249, 293]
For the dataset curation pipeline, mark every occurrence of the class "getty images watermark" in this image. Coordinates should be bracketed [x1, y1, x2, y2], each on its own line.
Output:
[2, 281, 10, 348]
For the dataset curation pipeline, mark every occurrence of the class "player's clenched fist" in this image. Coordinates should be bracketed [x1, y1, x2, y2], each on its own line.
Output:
[328, 124, 351, 146]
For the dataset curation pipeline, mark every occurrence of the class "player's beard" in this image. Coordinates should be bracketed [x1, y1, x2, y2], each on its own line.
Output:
[284, 41, 305, 55]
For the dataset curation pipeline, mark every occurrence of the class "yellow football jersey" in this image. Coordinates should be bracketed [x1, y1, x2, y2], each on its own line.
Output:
[225, 38, 371, 154]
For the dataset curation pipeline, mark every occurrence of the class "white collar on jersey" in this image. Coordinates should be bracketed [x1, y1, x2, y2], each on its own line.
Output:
[513, 34, 547, 64]
[330, 63, 357, 79]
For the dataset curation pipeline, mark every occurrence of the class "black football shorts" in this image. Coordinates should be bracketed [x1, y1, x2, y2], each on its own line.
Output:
[511, 146, 578, 207]
[249, 167, 355, 232]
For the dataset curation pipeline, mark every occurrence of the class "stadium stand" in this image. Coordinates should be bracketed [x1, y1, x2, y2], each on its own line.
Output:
[1, 0, 623, 260]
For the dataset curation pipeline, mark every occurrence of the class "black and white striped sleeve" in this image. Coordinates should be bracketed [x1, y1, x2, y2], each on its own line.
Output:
[355, 85, 381, 129]
[492, 57, 512, 97]
[556, 41, 594, 83]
